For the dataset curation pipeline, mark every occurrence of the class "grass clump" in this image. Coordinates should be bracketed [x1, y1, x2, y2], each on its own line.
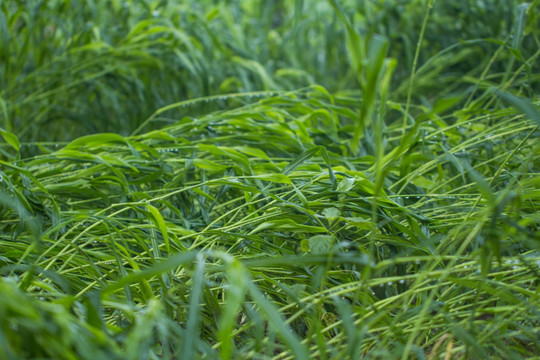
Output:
[1, 0, 539, 359]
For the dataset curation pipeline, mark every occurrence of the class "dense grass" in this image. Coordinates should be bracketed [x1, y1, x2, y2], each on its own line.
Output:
[1, 0, 540, 359]
[2, 0, 538, 142]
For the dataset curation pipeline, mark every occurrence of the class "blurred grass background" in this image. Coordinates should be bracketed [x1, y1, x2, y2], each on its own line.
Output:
[2, 0, 538, 141]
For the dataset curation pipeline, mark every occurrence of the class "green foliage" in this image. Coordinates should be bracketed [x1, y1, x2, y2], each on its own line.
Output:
[1, 0, 539, 359]
[2, 0, 538, 142]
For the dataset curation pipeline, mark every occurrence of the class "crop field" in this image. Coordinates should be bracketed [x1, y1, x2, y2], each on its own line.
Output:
[1, 0, 539, 359]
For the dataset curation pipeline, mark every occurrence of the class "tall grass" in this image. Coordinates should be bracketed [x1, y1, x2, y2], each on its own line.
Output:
[2, 0, 537, 142]
[1, 0, 539, 359]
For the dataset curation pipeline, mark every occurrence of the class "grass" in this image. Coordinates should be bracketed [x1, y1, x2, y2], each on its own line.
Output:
[1, 0, 539, 359]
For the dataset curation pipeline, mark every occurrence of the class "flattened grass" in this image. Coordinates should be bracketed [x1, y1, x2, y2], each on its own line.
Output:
[1, 0, 539, 359]
[2, 83, 539, 358]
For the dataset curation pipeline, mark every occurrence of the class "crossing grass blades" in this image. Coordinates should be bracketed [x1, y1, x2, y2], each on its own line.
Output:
[1, 0, 539, 359]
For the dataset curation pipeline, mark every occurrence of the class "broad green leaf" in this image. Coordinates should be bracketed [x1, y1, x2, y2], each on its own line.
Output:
[322, 207, 341, 222]
[300, 239, 310, 253]
[345, 217, 376, 231]
[411, 175, 435, 189]
[193, 159, 228, 172]
[308, 235, 335, 254]
[65, 133, 128, 149]
[234, 146, 269, 160]
[249, 173, 291, 185]
[0, 127, 19, 152]
[337, 177, 355, 192]
[250, 219, 327, 234]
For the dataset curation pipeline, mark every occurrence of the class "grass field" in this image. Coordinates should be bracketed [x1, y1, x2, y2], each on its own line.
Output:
[1, 0, 539, 359]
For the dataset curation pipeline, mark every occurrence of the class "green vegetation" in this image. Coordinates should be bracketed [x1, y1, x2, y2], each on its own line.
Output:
[1, 0, 539, 359]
